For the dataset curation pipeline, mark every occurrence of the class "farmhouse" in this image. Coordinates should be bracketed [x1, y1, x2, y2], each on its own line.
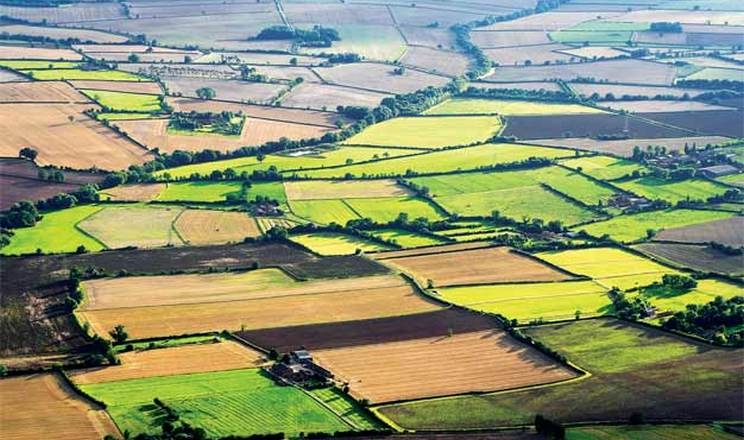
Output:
[699, 164, 739, 178]
[269, 349, 334, 387]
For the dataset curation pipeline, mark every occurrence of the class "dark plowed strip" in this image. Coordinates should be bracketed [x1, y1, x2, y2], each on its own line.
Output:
[236, 308, 498, 352]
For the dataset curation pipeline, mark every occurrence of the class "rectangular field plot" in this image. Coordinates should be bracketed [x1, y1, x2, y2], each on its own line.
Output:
[23, 68, 143, 81]
[502, 114, 688, 140]
[342, 116, 502, 149]
[71, 340, 264, 384]
[155, 181, 242, 203]
[383, 246, 573, 287]
[301, 143, 573, 179]
[174, 210, 262, 245]
[536, 247, 681, 290]
[379, 318, 743, 430]
[289, 199, 361, 225]
[344, 197, 445, 222]
[77, 205, 184, 249]
[314, 330, 576, 403]
[0, 373, 118, 440]
[284, 179, 410, 200]
[654, 216, 743, 247]
[100, 183, 165, 202]
[635, 242, 744, 276]
[1, 205, 105, 255]
[438, 280, 611, 322]
[370, 229, 448, 248]
[0, 81, 88, 103]
[78, 271, 440, 339]
[80, 369, 348, 437]
[290, 232, 394, 256]
[637, 279, 744, 316]
[534, 136, 732, 158]
[573, 209, 734, 243]
[559, 155, 646, 181]
[425, 98, 603, 116]
[616, 177, 730, 204]
[80, 89, 162, 113]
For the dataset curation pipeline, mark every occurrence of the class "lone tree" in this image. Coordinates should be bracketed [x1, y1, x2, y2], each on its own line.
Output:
[109, 324, 129, 344]
[195, 87, 216, 100]
[19, 147, 38, 161]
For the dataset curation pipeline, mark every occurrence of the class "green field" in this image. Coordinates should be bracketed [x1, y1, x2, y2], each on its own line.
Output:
[156, 146, 419, 180]
[114, 335, 219, 353]
[425, 99, 603, 116]
[342, 116, 502, 149]
[536, 247, 680, 290]
[81, 369, 349, 437]
[289, 199, 361, 225]
[0, 60, 79, 69]
[379, 318, 740, 429]
[438, 280, 611, 322]
[78, 205, 184, 249]
[289, 232, 392, 255]
[574, 209, 734, 243]
[81, 90, 162, 113]
[370, 229, 448, 248]
[638, 279, 744, 315]
[344, 197, 445, 222]
[616, 177, 730, 204]
[21, 68, 144, 81]
[550, 21, 648, 45]
[301, 143, 574, 179]
[97, 112, 164, 121]
[309, 387, 385, 429]
[303, 24, 406, 61]
[560, 156, 646, 181]
[567, 424, 740, 440]
[1, 205, 105, 255]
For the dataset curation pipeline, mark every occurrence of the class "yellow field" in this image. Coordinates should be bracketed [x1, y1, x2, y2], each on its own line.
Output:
[284, 179, 410, 200]
[290, 232, 393, 256]
[71, 341, 264, 384]
[100, 183, 164, 202]
[0, 373, 118, 440]
[174, 210, 261, 245]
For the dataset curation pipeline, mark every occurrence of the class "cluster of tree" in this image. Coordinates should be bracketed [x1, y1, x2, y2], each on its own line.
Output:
[650, 21, 683, 33]
[534, 415, 566, 440]
[661, 274, 698, 290]
[463, 86, 574, 102]
[662, 296, 744, 346]
[0, 201, 39, 229]
[255, 25, 340, 47]
[324, 52, 362, 64]
[596, 133, 631, 141]
[609, 287, 652, 320]
[676, 78, 744, 92]
[169, 111, 243, 136]
[37, 167, 65, 182]
[0, 184, 98, 231]
[195, 87, 216, 100]
[710, 241, 743, 256]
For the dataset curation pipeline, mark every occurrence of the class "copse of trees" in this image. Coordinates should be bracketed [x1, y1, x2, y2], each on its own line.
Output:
[534, 415, 566, 440]
[0, 184, 99, 231]
[650, 21, 683, 33]
[463, 86, 575, 102]
[195, 87, 216, 100]
[663, 296, 744, 346]
[254, 25, 340, 47]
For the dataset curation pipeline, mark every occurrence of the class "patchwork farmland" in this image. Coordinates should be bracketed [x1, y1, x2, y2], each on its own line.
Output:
[0, 0, 742, 438]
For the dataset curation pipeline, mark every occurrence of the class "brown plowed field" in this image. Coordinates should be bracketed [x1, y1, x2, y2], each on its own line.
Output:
[78, 281, 440, 340]
[284, 179, 410, 200]
[635, 243, 744, 277]
[70, 341, 264, 384]
[641, 110, 744, 138]
[0, 25, 127, 43]
[0, 45, 82, 60]
[237, 309, 497, 352]
[0, 103, 151, 170]
[655, 216, 744, 247]
[175, 210, 262, 246]
[0, 81, 89, 103]
[502, 113, 689, 140]
[383, 246, 572, 287]
[372, 241, 493, 260]
[67, 80, 163, 95]
[100, 183, 165, 202]
[114, 117, 333, 153]
[314, 330, 576, 403]
[0, 373, 118, 440]
[530, 136, 732, 157]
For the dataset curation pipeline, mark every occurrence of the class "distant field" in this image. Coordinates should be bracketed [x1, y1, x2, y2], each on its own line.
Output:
[284, 179, 410, 200]
[290, 199, 360, 225]
[439, 280, 611, 322]
[635, 242, 744, 276]
[379, 318, 743, 429]
[80, 369, 348, 437]
[174, 210, 261, 245]
[534, 136, 732, 158]
[0, 60, 79, 70]
[0, 373, 118, 440]
[559, 156, 646, 180]
[22, 69, 143, 81]
[637, 279, 744, 315]
[574, 209, 734, 243]
[654, 216, 743, 247]
[342, 116, 502, 149]
[1, 205, 105, 255]
[155, 181, 242, 203]
[370, 229, 448, 248]
[290, 196, 443, 225]
[303, 24, 406, 61]
[0, 81, 87, 103]
[71, 340, 263, 384]
[78, 205, 184, 249]
[537, 247, 681, 290]
[384, 246, 572, 287]
[315, 330, 576, 403]
[290, 232, 393, 256]
[100, 183, 165, 202]
[567, 424, 740, 440]
[616, 177, 730, 204]
[80, 90, 162, 113]
[425, 99, 603, 116]
[301, 143, 573, 178]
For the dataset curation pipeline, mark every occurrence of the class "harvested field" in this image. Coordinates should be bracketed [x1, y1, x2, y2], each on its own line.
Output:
[635, 242, 744, 276]
[114, 117, 333, 153]
[642, 110, 744, 138]
[162, 77, 285, 104]
[399, 26, 457, 50]
[314, 62, 450, 94]
[383, 246, 573, 287]
[482, 11, 615, 31]
[100, 183, 164, 202]
[0, 103, 150, 169]
[0, 81, 88, 103]
[468, 81, 562, 92]
[556, 46, 627, 59]
[68, 80, 162, 95]
[399, 46, 470, 77]
[77, 205, 184, 249]
[502, 113, 690, 140]
[380, 318, 744, 429]
[78, 274, 439, 340]
[126, 1, 274, 19]
[531, 136, 733, 157]
[236, 309, 497, 353]
[0, 2, 124, 23]
[599, 100, 735, 113]
[314, 329, 576, 403]
[71, 340, 264, 385]
[284, 179, 410, 200]
[471, 30, 552, 48]
[372, 241, 494, 260]
[485, 59, 677, 85]
[484, 44, 573, 66]
[569, 83, 709, 99]
[0, 24, 126, 43]
[289, 232, 393, 256]
[282, 82, 390, 110]
[0, 45, 82, 60]
[0, 373, 118, 440]
[654, 216, 744, 247]
[174, 210, 262, 245]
